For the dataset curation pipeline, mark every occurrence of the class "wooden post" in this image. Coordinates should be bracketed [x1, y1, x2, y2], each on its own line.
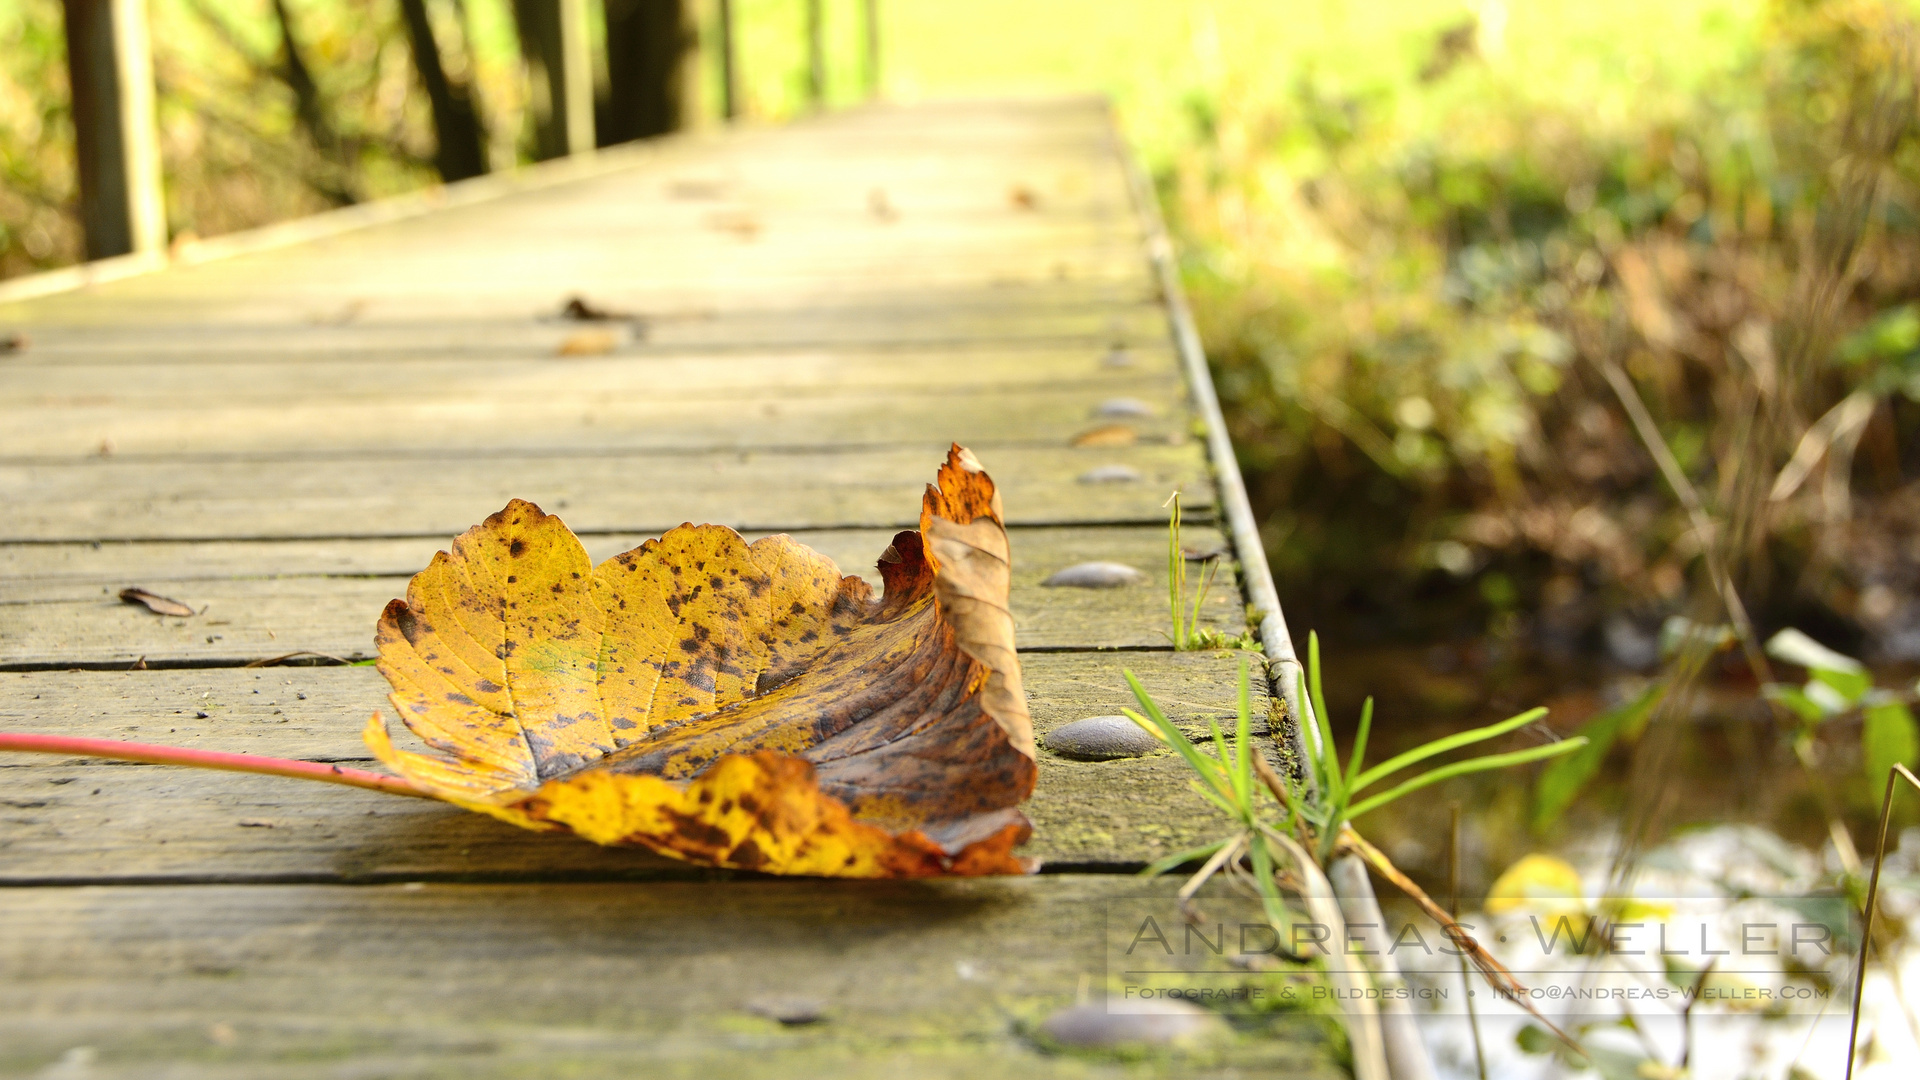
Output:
[601, 0, 699, 143]
[717, 0, 738, 120]
[514, 0, 595, 159]
[61, 0, 166, 260]
[863, 0, 879, 100]
[805, 0, 824, 108]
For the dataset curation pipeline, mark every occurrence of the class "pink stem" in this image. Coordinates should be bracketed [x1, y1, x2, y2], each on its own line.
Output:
[0, 733, 432, 799]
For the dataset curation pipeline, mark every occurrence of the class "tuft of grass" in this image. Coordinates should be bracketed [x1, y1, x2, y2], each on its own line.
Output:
[1165, 491, 1259, 652]
[1120, 636, 1589, 1061]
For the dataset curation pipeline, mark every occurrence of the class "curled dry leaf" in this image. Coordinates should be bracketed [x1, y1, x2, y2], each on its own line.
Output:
[1070, 424, 1137, 448]
[119, 587, 195, 617]
[365, 445, 1036, 878]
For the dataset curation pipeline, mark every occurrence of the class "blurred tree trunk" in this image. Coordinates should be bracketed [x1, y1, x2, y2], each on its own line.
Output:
[599, 0, 698, 145]
[512, 0, 595, 159]
[399, 0, 488, 181]
[269, 0, 356, 204]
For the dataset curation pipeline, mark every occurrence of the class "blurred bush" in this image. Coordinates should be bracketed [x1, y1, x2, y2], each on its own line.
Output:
[1173, 0, 1920, 663]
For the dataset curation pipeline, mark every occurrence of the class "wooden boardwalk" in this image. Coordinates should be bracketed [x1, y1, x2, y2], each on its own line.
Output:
[0, 99, 1336, 1078]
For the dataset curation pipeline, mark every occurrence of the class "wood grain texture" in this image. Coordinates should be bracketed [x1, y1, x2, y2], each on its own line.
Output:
[0, 877, 1341, 1080]
[1, 526, 1238, 665]
[0, 652, 1271, 877]
[1, 383, 1188, 458]
[0, 443, 1208, 543]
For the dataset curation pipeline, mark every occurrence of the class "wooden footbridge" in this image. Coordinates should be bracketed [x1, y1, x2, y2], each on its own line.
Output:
[0, 99, 1340, 1077]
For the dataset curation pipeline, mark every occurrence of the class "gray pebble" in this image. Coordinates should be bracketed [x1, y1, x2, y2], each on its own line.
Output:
[1042, 561, 1147, 588]
[1076, 464, 1143, 484]
[1038, 1000, 1217, 1048]
[747, 995, 825, 1025]
[1044, 715, 1161, 760]
[1095, 397, 1156, 418]
[1102, 346, 1135, 367]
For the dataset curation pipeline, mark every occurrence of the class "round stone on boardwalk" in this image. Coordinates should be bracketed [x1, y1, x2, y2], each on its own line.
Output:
[1037, 1000, 1217, 1048]
[747, 995, 826, 1025]
[1094, 397, 1156, 418]
[1042, 562, 1147, 588]
[1076, 464, 1143, 484]
[1044, 715, 1161, 760]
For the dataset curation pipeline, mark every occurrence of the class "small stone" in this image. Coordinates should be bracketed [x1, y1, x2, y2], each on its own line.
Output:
[1102, 346, 1134, 367]
[1037, 1000, 1216, 1048]
[1044, 716, 1161, 760]
[1095, 397, 1155, 418]
[747, 995, 825, 1026]
[1042, 562, 1147, 588]
[1077, 464, 1142, 484]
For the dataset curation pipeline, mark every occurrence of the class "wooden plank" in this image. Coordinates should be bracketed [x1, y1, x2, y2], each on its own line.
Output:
[0, 443, 1209, 543]
[0, 652, 1273, 878]
[1, 384, 1187, 459]
[0, 341, 1172, 395]
[0, 878, 1341, 1079]
[0, 526, 1239, 665]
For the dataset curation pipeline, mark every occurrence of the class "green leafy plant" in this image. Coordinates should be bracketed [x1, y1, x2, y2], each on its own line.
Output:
[1763, 629, 1920, 791]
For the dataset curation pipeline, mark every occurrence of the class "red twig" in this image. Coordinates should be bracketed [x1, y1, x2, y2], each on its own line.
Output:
[0, 733, 431, 799]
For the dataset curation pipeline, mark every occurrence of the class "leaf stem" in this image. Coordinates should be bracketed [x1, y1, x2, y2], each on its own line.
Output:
[0, 733, 432, 799]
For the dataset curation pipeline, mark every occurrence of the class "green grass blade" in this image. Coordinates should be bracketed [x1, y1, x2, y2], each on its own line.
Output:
[1124, 669, 1234, 799]
[1303, 635, 1344, 803]
[1343, 696, 1373, 793]
[1141, 837, 1230, 878]
[1351, 706, 1550, 793]
[1235, 655, 1254, 807]
[1345, 737, 1589, 820]
[1206, 715, 1249, 811]
[1124, 701, 1229, 797]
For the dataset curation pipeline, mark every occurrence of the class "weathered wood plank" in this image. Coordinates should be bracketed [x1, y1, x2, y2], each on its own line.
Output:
[0, 652, 1271, 877]
[0, 443, 1209, 543]
[1, 384, 1186, 459]
[0, 526, 1238, 664]
[0, 877, 1341, 1079]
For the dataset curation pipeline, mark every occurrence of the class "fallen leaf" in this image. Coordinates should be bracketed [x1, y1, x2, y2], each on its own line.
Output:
[555, 329, 621, 357]
[120, 588, 195, 617]
[1009, 185, 1039, 210]
[705, 210, 762, 239]
[1, 333, 27, 354]
[366, 445, 1036, 877]
[1071, 424, 1137, 448]
[559, 296, 635, 322]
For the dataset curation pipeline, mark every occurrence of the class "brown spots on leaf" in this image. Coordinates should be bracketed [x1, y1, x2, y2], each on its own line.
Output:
[367, 447, 1032, 879]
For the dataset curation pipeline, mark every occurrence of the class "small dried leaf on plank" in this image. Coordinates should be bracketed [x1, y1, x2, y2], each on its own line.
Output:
[1071, 424, 1137, 448]
[367, 444, 1036, 877]
[555, 329, 623, 357]
[119, 587, 195, 617]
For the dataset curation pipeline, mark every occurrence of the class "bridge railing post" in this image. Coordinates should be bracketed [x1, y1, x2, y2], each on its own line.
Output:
[60, 0, 166, 261]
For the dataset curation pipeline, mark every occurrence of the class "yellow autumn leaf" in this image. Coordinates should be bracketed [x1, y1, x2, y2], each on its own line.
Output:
[1484, 853, 1587, 917]
[364, 445, 1036, 877]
